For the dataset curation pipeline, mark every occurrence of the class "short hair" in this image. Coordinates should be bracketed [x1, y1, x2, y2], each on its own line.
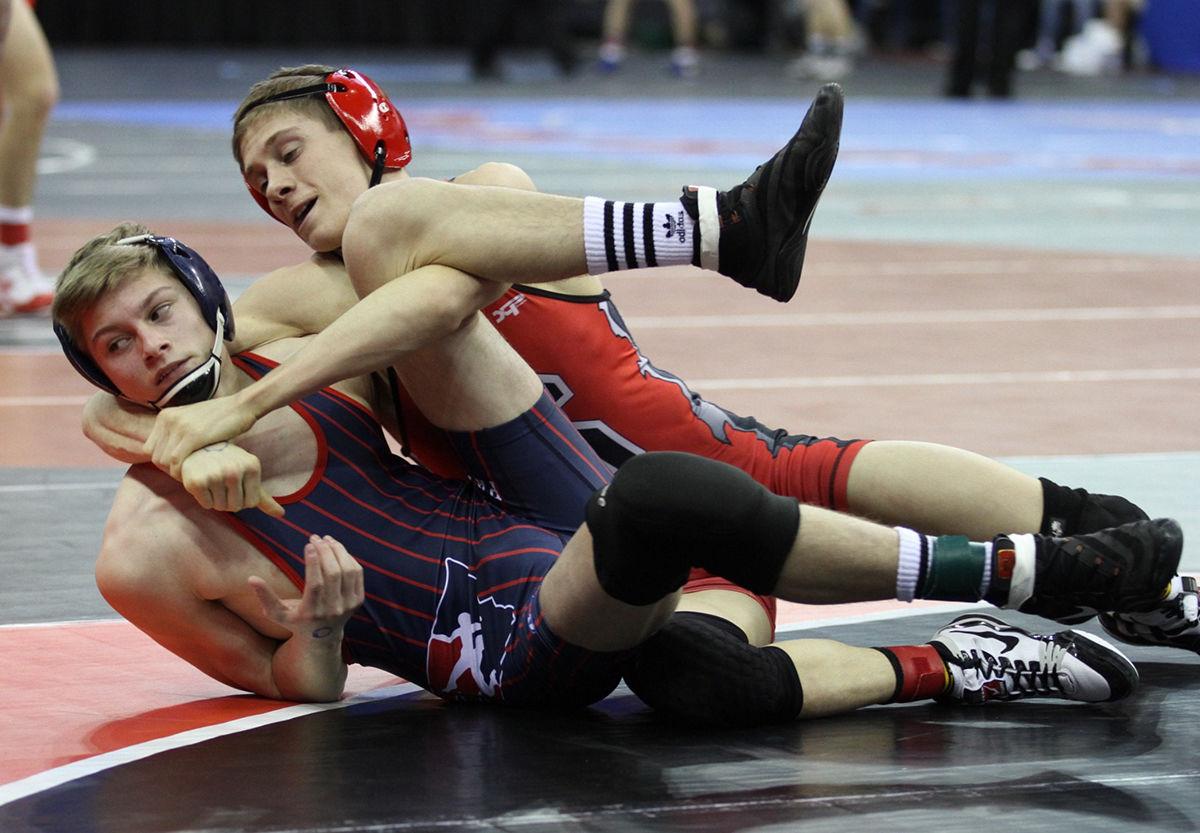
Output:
[232, 64, 344, 171]
[52, 222, 163, 350]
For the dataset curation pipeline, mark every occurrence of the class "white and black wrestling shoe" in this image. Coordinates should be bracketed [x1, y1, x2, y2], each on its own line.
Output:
[930, 613, 1138, 704]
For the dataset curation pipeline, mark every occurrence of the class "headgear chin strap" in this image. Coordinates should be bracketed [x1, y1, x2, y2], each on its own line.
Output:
[149, 309, 226, 409]
[54, 234, 236, 410]
[242, 68, 412, 221]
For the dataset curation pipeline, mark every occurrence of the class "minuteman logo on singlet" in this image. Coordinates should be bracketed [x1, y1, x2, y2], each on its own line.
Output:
[427, 558, 516, 699]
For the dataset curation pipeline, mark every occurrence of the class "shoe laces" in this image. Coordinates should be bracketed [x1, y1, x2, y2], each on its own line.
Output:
[960, 639, 1066, 699]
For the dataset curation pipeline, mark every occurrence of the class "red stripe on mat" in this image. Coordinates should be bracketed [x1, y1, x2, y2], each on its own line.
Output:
[0, 620, 398, 786]
[1, 600, 949, 785]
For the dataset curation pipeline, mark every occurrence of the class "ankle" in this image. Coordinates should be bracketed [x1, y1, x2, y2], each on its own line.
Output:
[875, 644, 949, 702]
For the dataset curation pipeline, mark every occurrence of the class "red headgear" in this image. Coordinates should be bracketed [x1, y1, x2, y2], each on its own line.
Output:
[240, 68, 412, 220]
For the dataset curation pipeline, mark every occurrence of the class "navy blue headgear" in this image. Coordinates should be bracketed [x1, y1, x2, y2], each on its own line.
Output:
[54, 234, 236, 409]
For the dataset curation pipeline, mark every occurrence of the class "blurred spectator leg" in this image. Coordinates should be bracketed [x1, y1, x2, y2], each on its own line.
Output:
[469, 0, 512, 79]
[945, 0, 981, 97]
[986, 0, 1033, 96]
[599, 0, 634, 71]
[666, 0, 700, 77]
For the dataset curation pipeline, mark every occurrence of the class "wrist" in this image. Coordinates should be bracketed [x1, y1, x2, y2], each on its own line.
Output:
[234, 381, 274, 423]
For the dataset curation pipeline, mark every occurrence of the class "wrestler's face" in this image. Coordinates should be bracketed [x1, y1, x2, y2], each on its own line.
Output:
[240, 111, 371, 254]
[81, 267, 216, 404]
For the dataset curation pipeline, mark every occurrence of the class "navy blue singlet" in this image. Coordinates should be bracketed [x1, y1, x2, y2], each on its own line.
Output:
[227, 353, 622, 706]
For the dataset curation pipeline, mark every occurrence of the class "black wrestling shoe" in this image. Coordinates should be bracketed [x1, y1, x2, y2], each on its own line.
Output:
[1039, 476, 1149, 537]
[1019, 518, 1183, 623]
[1099, 575, 1200, 654]
[931, 613, 1137, 704]
[681, 83, 844, 303]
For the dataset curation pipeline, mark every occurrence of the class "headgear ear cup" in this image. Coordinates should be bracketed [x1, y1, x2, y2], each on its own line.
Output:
[242, 68, 412, 220]
[55, 235, 235, 405]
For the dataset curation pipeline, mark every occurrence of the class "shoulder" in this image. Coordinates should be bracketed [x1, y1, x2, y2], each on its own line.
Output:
[454, 162, 536, 191]
[97, 468, 213, 589]
[232, 254, 356, 350]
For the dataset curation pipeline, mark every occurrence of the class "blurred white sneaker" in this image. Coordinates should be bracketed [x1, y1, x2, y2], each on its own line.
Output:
[670, 46, 699, 78]
[0, 242, 54, 316]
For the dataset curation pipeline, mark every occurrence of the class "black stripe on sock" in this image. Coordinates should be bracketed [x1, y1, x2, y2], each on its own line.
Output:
[603, 200, 619, 273]
[623, 202, 638, 269]
[642, 203, 657, 266]
[915, 534, 930, 598]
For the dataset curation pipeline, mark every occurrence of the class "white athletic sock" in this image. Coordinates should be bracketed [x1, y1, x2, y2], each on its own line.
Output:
[895, 526, 924, 602]
[1001, 534, 1037, 610]
[582, 196, 697, 275]
[0, 204, 33, 225]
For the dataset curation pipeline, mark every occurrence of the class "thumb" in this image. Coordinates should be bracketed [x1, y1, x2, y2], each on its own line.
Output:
[248, 576, 287, 621]
[257, 493, 286, 519]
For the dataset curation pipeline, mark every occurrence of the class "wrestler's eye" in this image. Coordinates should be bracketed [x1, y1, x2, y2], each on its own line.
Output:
[281, 145, 299, 164]
[149, 302, 172, 323]
[106, 335, 130, 354]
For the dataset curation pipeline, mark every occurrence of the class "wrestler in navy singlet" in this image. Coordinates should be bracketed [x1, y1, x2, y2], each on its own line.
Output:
[392, 286, 871, 630]
[227, 353, 622, 707]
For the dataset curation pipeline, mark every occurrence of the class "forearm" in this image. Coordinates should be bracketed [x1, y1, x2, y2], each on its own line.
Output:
[237, 266, 502, 420]
[269, 627, 349, 702]
[83, 392, 155, 464]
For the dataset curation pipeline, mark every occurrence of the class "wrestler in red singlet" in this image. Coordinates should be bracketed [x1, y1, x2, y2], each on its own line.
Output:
[391, 285, 872, 632]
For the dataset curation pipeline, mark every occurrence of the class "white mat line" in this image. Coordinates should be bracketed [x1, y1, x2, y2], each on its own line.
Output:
[0, 603, 986, 806]
[692, 367, 1200, 391]
[0, 481, 119, 493]
[626, 305, 1200, 330]
[3, 368, 1198, 405]
[0, 395, 90, 406]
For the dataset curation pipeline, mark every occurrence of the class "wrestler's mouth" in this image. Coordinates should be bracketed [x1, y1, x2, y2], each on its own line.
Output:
[293, 199, 316, 231]
[156, 359, 192, 388]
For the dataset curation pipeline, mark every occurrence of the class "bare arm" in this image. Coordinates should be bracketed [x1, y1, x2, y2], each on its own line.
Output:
[82, 393, 156, 464]
[98, 470, 358, 701]
[146, 264, 505, 476]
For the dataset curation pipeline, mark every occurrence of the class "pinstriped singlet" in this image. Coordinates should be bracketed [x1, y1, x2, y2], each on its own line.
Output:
[226, 353, 570, 692]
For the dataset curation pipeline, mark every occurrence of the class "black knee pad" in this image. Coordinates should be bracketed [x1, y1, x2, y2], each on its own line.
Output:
[1040, 477, 1149, 536]
[624, 611, 804, 727]
[586, 452, 799, 605]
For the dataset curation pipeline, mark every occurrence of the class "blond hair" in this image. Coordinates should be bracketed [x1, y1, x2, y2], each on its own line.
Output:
[232, 64, 344, 170]
[52, 222, 162, 349]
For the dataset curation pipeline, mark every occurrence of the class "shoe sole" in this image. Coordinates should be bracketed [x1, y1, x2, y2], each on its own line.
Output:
[1097, 611, 1200, 654]
[1061, 628, 1139, 702]
[756, 84, 844, 302]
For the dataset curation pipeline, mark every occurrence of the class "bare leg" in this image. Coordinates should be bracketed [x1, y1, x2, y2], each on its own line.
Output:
[0, 0, 58, 209]
[845, 440, 1043, 538]
[778, 639, 897, 718]
[774, 504, 899, 603]
[350, 179, 588, 285]
[0, 1, 11, 53]
[676, 588, 774, 646]
[541, 524, 682, 651]
[602, 0, 634, 43]
[664, 0, 698, 46]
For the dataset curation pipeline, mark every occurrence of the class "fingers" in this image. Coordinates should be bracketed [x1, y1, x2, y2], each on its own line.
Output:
[248, 575, 288, 622]
[302, 535, 364, 618]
